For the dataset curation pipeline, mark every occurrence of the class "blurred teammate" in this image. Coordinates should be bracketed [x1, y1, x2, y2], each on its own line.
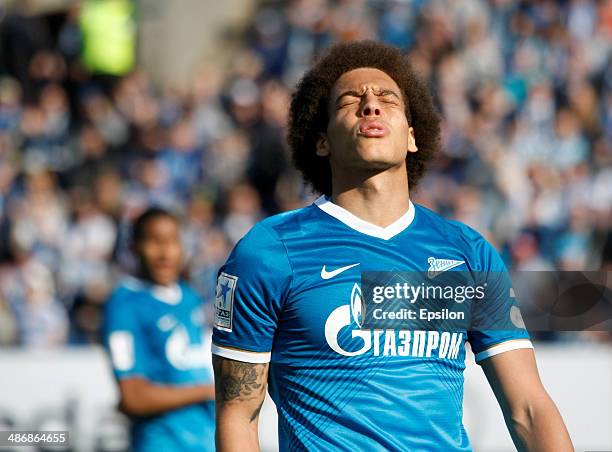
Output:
[103, 208, 215, 451]
[212, 41, 573, 451]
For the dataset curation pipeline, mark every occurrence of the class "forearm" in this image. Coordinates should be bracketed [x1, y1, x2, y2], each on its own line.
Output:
[213, 355, 268, 452]
[119, 378, 215, 416]
[508, 392, 573, 452]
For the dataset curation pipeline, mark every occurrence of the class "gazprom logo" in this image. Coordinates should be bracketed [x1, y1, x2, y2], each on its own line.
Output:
[324, 283, 463, 359]
[350, 283, 362, 327]
[325, 284, 371, 357]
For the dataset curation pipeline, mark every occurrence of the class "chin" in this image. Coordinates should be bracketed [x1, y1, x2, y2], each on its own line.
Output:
[354, 144, 404, 168]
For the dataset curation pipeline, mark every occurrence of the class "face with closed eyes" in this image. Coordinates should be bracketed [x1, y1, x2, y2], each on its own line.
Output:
[317, 67, 418, 173]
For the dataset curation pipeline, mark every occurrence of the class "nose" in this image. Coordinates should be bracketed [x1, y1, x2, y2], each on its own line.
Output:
[359, 94, 381, 117]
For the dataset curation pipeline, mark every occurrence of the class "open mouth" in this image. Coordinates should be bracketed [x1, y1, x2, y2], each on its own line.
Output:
[358, 120, 389, 138]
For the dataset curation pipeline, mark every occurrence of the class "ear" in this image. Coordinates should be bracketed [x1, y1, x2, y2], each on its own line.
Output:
[407, 126, 418, 153]
[316, 134, 330, 157]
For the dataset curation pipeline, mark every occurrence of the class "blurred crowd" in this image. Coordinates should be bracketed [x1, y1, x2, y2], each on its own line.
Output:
[0, 0, 610, 347]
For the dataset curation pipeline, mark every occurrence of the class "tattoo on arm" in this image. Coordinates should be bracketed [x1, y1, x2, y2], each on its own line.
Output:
[213, 356, 268, 406]
[250, 399, 264, 423]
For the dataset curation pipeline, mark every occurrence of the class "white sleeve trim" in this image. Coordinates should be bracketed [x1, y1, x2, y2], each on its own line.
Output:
[475, 339, 533, 363]
[212, 343, 271, 363]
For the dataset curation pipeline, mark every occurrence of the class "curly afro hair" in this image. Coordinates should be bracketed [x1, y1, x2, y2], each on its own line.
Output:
[288, 40, 441, 196]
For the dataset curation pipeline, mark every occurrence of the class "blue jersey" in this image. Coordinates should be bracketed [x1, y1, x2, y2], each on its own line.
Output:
[212, 196, 532, 451]
[102, 278, 215, 452]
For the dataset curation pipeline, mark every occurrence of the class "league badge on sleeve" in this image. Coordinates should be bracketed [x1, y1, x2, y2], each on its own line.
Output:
[215, 272, 238, 332]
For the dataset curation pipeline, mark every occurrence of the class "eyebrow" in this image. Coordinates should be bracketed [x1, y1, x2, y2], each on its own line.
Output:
[335, 88, 401, 105]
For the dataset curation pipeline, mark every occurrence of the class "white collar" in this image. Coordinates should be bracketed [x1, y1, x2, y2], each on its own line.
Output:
[151, 283, 182, 305]
[314, 195, 415, 240]
[123, 276, 182, 305]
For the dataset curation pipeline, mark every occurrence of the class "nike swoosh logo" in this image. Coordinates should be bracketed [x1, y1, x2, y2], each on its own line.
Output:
[321, 263, 360, 279]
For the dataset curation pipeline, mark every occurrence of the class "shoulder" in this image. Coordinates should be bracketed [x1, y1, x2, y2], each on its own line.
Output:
[257, 204, 319, 239]
[232, 204, 316, 258]
[103, 277, 147, 334]
[414, 204, 484, 241]
[179, 281, 202, 302]
[220, 207, 318, 287]
[414, 203, 502, 270]
[106, 277, 146, 310]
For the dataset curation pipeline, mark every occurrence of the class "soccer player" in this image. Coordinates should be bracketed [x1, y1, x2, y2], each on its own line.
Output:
[102, 208, 215, 451]
[212, 41, 573, 451]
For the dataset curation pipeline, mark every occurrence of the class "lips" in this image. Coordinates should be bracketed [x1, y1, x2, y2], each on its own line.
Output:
[358, 120, 389, 138]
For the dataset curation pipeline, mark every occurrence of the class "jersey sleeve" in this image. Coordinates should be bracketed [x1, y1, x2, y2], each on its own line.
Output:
[466, 231, 532, 364]
[212, 222, 292, 363]
[102, 288, 150, 380]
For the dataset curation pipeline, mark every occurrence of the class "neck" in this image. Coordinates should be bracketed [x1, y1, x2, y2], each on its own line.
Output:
[137, 271, 178, 288]
[330, 163, 410, 228]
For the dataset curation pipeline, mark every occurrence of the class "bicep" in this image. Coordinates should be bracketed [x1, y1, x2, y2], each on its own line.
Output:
[481, 348, 546, 415]
[117, 376, 147, 402]
[213, 355, 269, 421]
[116, 376, 151, 415]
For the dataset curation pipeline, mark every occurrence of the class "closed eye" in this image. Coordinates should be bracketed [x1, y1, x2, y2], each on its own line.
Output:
[337, 100, 359, 109]
[379, 91, 401, 104]
[335, 90, 362, 108]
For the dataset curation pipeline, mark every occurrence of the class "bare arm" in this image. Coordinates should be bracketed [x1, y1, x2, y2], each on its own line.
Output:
[481, 348, 573, 452]
[117, 377, 214, 417]
[213, 355, 268, 452]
